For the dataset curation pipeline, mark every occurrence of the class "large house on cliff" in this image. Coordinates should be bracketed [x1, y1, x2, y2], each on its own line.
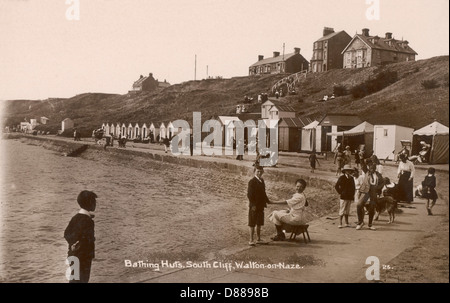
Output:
[249, 48, 309, 75]
[310, 27, 352, 73]
[130, 73, 171, 92]
[342, 28, 417, 69]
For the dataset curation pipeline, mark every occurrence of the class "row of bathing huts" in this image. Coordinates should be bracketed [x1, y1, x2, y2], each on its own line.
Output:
[101, 122, 174, 142]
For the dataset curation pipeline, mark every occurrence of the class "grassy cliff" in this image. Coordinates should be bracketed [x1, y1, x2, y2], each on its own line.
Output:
[2, 56, 448, 136]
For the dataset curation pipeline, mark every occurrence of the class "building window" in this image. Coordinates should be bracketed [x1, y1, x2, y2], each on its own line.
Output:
[384, 129, 388, 136]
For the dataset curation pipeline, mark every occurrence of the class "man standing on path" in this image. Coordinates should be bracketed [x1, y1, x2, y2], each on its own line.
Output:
[335, 165, 356, 228]
[247, 166, 270, 246]
[356, 164, 384, 230]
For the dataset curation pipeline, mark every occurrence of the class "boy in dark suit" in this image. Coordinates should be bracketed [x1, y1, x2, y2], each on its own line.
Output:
[247, 166, 270, 246]
[64, 190, 97, 283]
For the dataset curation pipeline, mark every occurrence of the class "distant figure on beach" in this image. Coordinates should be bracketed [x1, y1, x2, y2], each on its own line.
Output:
[64, 190, 97, 283]
[247, 166, 270, 246]
[308, 150, 320, 173]
[236, 138, 244, 160]
[268, 179, 308, 241]
[422, 167, 438, 215]
[73, 129, 78, 141]
[163, 137, 170, 153]
[343, 145, 352, 165]
[335, 165, 355, 228]
[334, 146, 344, 176]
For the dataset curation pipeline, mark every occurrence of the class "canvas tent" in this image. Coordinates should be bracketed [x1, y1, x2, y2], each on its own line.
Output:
[327, 121, 374, 153]
[301, 120, 319, 152]
[412, 121, 449, 164]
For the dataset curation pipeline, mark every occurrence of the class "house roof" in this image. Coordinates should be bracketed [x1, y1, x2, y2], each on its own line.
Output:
[342, 34, 417, 55]
[269, 105, 296, 112]
[237, 112, 262, 122]
[319, 114, 362, 127]
[413, 121, 449, 136]
[303, 120, 320, 130]
[279, 117, 313, 128]
[250, 52, 306, 67]
[316, 30, 349, 42]
[327, 121, 374, 136]
[217, 116, 241, 126]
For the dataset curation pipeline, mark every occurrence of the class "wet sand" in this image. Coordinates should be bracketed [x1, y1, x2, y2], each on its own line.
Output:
[0, 138, 336, 282]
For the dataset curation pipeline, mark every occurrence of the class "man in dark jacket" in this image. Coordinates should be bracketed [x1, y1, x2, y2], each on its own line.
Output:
[247, 166, 270, 246]
[335, 165, 356, 228]
[64, 190, 97, 283]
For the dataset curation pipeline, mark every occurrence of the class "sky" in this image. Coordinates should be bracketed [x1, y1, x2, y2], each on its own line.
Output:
[0, 0, 448, 100]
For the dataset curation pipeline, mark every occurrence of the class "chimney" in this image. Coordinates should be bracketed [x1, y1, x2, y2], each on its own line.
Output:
[294, 47, 300, 54]
[323, 27, 335, 37]
[273, 51, 280, 57]
[140, 75, 143, 79]
[362, 28, 370, 37]
[385, 32, 392, 39]
[258, 55, 264, 61]
[149, 73, 153, 77]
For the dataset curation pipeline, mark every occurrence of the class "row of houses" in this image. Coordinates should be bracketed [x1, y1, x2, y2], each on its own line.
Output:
[249, 27, 417, 75]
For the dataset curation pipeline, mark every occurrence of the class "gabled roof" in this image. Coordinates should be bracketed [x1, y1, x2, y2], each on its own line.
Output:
[327, 121, 374, 136]
[342, 34, 417, 55]
[303, 120, 320, 130]
[250, 51, 307, 67]
[269, 104, 296, 112]
[279, 117, 313, 128]
[316, 30, 349, 42]
[319, 114, 362, 127]
[217, 116, 241, 126]
[413, 121, 449, 136]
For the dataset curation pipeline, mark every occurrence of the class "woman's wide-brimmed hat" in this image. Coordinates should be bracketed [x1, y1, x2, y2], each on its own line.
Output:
[342, 164, 353, 172]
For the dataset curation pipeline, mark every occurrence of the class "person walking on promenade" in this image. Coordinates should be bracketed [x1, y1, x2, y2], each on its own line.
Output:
[335, 165, 356, 228]
[422, 167, 438, 215]
[268, 179, 308, 241]
[356, 164, 384, 230]
[64, 190, 97, 283]
[334, 146, 345, 176]
[397, 153, 415, 203]
[308, 150, 320, 173]
[247, 166, 270, 246]
[343, 145, 352, 165]
[163, 136, 170, 153]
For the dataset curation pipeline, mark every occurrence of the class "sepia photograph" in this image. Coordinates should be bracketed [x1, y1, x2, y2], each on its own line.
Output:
[0, 0, 448, 288]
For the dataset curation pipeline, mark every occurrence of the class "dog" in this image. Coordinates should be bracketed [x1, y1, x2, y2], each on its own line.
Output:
[374, 179, 399, 223]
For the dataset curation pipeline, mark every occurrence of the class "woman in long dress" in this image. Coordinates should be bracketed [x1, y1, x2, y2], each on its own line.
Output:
[268, 179, 308, 241]
[397, 154, 415, 203]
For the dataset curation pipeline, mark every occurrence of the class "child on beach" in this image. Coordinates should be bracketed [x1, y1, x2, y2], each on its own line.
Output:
[64, 190, 97, 283]
[422, 167, 438, 215]
[308, 150, 320, 173]
[247, 166, 270, 246]
[334, 165, 356, 228]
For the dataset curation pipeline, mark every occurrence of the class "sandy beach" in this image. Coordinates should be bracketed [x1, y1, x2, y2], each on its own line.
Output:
[0, 134, 448, 283]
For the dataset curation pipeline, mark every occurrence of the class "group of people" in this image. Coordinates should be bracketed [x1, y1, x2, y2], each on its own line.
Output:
[333, 151, 439, 231]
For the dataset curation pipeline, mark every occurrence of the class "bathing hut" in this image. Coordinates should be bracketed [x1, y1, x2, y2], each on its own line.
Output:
[141, 123, 148, 139]
[159, 123, 167, 140]
[127, 123, 133, 139]
[373, 125, 414, 161]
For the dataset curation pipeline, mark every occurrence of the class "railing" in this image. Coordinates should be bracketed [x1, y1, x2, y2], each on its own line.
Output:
[271, 70, 308, 94]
